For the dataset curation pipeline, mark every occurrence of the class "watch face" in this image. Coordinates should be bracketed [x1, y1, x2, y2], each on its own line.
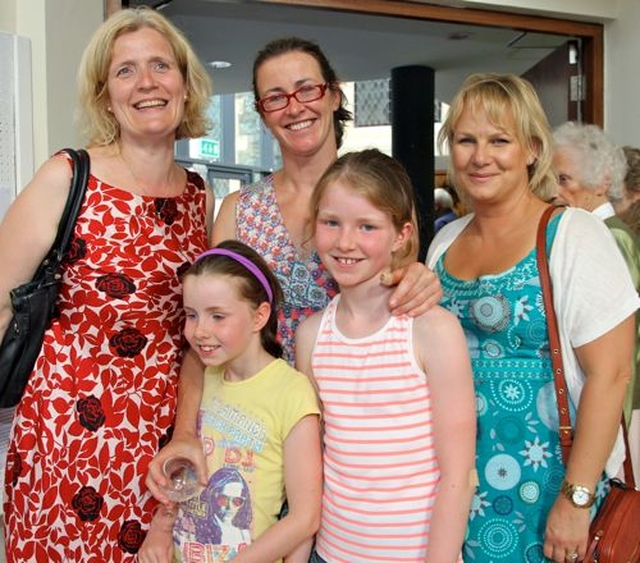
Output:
[572, 488, 590, 506]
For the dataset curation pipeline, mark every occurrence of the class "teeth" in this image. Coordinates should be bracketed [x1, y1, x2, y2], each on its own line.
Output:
[135, 99, 166, 109]
[288, 120, 312, 131]
[337, 257, 359, 265]
[200, 345, 216, 352]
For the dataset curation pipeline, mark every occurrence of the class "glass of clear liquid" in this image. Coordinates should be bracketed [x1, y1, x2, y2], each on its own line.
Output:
[161, 456, 202, 503]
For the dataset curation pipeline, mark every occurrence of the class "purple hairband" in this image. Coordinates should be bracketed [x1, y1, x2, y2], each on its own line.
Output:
[194, 248, 274, 304]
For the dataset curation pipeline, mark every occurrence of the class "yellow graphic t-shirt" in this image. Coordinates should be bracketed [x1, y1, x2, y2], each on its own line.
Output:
[173, 359, 320, 562]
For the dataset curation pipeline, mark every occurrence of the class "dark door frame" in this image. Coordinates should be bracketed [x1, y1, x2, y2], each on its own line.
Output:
[259, 0, 604, 125]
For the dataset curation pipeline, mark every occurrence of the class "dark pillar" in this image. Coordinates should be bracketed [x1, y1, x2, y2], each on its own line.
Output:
[391, 66, 435, 262]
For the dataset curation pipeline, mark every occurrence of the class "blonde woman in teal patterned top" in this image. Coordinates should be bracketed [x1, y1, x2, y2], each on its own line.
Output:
[427, 73, 638, 563]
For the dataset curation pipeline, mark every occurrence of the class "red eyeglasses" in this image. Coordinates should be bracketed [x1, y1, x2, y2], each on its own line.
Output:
[256, 83, 331, 113]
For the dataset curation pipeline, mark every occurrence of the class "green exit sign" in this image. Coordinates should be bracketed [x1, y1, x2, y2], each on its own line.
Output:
[199, 139, 220, 159]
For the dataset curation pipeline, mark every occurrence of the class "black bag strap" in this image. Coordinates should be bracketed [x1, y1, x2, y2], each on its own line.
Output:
[34, 148, 90, 276]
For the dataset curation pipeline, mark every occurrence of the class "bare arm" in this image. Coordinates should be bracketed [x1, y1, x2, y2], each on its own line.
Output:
[146, 345, 207, 504]
[137, 506, 177, 563]
[543, 314, 634, 562]
[204, 182, 215, 242]
[211, 190, 239, 245]
[415, 307, 476, 562]
[232, 414, 323, 563]
[0, 154, 72, 340]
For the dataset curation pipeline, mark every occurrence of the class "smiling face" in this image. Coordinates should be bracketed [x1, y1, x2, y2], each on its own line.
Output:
[182, 274, 263, 368]
[255, 51, 340, 159]
[314, 180, 411, 290]
[107, 27, 186, 143]
[450, 103, 533, 208]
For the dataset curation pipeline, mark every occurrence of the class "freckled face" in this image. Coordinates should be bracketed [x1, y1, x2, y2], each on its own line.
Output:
[315, 181, 410, 289]
[183, 274, 261, 367]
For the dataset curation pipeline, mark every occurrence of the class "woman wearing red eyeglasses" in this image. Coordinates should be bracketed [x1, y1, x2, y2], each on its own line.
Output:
[213, 37, 441, 364]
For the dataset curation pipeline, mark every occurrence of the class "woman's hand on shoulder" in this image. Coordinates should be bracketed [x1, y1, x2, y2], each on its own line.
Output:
[383, 262, 442, 317]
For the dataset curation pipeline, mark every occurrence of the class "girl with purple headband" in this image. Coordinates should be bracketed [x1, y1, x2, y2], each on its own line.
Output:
[139, 240, 322, 563]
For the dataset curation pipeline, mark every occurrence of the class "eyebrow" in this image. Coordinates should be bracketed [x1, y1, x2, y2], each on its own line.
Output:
[262, 78, 317, 95]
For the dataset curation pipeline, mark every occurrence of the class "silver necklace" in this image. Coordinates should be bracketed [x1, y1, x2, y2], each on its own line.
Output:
[119, 150, 177, 198]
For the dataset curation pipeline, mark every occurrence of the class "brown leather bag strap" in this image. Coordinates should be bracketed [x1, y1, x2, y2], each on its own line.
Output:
[536, 205, 573, 465]
[622, 414, 636, 488]
[536, 205, 636, 488]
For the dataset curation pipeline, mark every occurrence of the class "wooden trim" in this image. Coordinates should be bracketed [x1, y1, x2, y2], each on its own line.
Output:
[258, 0, 604, 125]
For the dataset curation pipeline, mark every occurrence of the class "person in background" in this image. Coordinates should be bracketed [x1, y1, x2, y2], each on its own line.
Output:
[552, 122, 639, 428]
[0, 7, 213, 560]
[428, 73, 638, 562]
[434, 186, 459, 232]
[297, 149, 476, 563]
[616, 146, 640, 215]
[618, 145, 640, 481]
[146, 36, 442, 502]
[139, 241, 321, 563]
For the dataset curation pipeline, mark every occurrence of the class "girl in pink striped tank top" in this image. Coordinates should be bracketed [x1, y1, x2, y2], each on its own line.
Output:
[296, 149, 477, 563]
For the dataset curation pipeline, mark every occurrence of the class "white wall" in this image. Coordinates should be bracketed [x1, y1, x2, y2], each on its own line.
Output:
[604, 0, 640, 146]
[445, 0, 619, 20]
[1, 0, 102, 169]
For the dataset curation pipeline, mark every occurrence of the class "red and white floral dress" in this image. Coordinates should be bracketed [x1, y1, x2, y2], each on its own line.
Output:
[3, 168, 208, 562]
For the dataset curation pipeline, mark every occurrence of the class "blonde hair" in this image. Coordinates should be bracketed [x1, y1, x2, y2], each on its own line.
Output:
[438, 73, 557, 202]
[310, 149, 419, 270]
[77, 7, 212, 146]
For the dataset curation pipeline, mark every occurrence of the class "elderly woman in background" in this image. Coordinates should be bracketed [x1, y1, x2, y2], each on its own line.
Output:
[0, 7, 212, 560]
[427, 73, 638, 562]
[552, 122, 639, 429]
[617, 146, 640, 215]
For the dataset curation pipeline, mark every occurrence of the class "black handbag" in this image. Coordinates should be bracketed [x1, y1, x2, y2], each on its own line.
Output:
[0, 148, 89, 408]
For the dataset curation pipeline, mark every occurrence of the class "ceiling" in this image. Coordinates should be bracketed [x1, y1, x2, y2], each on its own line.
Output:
[130, 0, 572, 102]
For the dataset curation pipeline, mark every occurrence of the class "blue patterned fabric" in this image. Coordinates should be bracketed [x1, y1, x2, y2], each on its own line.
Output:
[435, 216, 607, 562]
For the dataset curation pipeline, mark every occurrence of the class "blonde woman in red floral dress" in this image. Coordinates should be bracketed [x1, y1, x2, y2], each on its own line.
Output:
[0, 8, 213, 561]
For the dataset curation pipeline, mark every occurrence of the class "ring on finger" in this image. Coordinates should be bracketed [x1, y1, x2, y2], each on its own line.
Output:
[566, 552, 579, 561]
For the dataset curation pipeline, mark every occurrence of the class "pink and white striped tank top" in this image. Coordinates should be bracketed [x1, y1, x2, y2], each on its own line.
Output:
[312, 296, 440, 563]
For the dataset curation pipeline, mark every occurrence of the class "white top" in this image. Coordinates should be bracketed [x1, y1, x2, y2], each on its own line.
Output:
[592, 202, 616, 221]
[426, 207, 639, 477]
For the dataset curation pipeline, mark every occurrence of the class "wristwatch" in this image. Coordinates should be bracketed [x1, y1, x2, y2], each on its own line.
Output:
[560, 480, 596, 508]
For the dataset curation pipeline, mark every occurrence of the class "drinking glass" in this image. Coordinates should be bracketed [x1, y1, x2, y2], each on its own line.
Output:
[160, 456, 202, 503]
